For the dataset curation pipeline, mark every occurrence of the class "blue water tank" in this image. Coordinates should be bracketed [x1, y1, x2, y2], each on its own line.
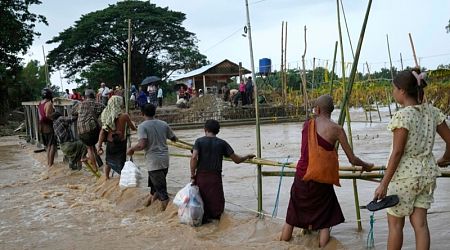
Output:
[259, 58, 271, 75]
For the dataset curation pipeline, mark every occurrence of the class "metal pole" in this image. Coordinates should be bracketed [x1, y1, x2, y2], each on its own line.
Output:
[244, 0, 263, 214]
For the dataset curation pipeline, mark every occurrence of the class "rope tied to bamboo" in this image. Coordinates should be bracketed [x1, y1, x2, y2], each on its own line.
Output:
[272, 156, 290, 218]
[366, 212, 375, 248]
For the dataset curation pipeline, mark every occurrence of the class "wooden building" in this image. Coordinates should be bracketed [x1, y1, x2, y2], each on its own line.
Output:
[173, 59, 251, 94]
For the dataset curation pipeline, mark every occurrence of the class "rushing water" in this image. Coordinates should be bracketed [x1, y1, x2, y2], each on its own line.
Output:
[1, 109, 449, 249]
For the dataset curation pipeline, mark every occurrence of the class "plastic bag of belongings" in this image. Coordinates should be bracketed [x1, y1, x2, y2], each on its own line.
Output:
[119, 161, 142, 188]
[173, 183, 204, 226]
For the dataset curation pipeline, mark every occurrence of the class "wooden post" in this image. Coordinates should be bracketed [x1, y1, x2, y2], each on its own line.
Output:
[203, 75, 206, 93]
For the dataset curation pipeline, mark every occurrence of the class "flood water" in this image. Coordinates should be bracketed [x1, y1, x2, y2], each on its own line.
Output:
[1, 108, 449, 249]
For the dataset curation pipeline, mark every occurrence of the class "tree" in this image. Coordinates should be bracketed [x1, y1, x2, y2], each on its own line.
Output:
[446, 19, 450, 33]
[47, 1, 208, 87]
[0, 0, 47, 123]
[0, 0, 47, 68]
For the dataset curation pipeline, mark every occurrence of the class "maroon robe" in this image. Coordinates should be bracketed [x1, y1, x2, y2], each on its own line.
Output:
[285, 121, 345, 230]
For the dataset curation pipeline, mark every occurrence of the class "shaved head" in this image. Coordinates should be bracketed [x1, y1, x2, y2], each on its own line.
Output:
[314, 94, 334, 114]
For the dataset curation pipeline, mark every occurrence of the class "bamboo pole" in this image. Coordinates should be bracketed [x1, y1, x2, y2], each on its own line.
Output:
[280, 21, 285, 103]
[329, 41, 338, 95]
[365, 62, 373, 123]
[385, 34, 394, 117]
[300, 26, 309, 118]
[284, 22, 288, 104]
[337, 0, 373, 126]
[400, 53, 404, 70]
[262, 171, 450, 178]
[408, 33, 419, 68]
[337, 0, 373, 231]
[312, 57, 316, 96]
[42, 46, 50, 87]
[244, 0, 263, 214]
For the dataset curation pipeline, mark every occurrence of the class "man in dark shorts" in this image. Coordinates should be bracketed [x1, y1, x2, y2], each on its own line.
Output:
[38, 88, 57, 167]
[190, 119, 255, 223]
[72, 89, 104, 171]
[127, 103, 177, 211]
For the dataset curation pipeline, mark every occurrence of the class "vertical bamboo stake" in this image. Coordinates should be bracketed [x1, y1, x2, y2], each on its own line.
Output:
[284, 22, 288, 103]
[400, 53, 404, 70]
[337, 0, 373, 232]
[329, 41, 338, 95]
[365, 62, 374, 123]
[126, 19, 131, 114]
[244, 0, 263, 215]
[312, 57, 316, 95]
[408, 33, 419, 68]
[300, 26, 309, 118]
[42, 46, 49, 87]
[385, 34, 394, 117]
[280, 21, 285, 102]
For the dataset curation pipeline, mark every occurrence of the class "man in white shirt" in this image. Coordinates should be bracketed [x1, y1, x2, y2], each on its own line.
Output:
[98, 82, 110, 105]
[157, 86, 163, 107]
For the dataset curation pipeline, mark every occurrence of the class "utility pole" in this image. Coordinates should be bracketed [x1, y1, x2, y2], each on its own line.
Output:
[244, 0, 262, 215]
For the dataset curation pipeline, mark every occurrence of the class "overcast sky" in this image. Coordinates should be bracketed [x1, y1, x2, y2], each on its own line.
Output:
[27, 0, 450, 90]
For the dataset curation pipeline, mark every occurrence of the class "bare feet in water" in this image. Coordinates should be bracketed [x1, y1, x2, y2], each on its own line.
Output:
[144, 194, 153, 207]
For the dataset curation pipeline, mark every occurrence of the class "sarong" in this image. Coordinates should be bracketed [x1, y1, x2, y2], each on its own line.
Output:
[106, 140, 127, 174]
[285, 174, 345, 230]
[195, 170, 224, 220]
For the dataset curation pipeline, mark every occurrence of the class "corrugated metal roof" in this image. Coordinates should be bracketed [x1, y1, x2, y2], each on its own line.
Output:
[172, 59, 250, 81]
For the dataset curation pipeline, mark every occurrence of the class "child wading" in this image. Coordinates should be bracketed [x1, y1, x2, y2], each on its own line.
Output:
[373, 69, 450, 250]
[280, 94, 373, 247]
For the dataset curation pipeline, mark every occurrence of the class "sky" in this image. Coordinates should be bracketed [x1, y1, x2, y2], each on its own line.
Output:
[26, 0, 450, 91]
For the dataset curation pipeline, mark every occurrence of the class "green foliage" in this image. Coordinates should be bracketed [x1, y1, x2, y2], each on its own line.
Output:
[47, 1, 208, 88]
[0, 0, 47, 123]
[0, 0, 47, 67]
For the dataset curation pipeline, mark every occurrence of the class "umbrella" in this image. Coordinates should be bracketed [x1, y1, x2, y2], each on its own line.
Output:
[141, 76, 161, 85]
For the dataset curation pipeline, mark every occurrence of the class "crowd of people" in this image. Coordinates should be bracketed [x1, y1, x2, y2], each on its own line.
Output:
[35, 69, 450, 248]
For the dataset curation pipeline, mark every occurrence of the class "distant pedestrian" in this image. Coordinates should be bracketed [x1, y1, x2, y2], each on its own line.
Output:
[38, 88, 57, 167]
[245, 77, 253, 105]
[98, 82, 110, 106]
[239, 80, 246, 105]
[157, 86, 163, 107]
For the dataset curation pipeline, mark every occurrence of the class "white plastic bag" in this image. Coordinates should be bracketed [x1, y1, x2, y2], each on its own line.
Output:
[119, 161, 142, 188]
[173, 183, 204, 227]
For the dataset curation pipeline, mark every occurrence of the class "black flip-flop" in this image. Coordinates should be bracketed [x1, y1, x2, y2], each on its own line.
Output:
[367, 195, 399, 212]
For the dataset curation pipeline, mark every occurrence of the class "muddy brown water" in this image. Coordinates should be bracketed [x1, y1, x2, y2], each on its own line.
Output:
[1, 109, 449, 249]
